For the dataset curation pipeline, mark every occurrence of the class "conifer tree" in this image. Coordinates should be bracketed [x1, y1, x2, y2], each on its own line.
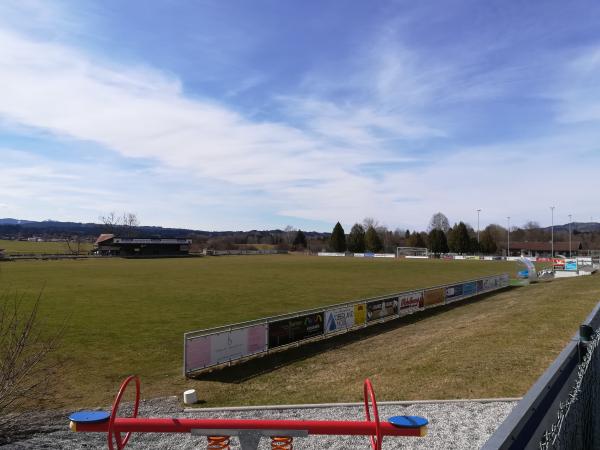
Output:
[330, 222, 346, 252]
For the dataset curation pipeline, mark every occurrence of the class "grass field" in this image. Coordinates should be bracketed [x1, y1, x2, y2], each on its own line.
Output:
[0, 239, 93, 255]
[0, 255, 522, 409]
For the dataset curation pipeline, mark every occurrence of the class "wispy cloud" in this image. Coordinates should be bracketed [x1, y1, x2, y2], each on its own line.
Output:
[1, 1, 600, 231]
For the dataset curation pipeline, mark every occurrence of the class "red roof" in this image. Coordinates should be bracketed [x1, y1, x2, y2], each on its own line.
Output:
[95, 234, 114, 244]
[503, 241, 583, 251]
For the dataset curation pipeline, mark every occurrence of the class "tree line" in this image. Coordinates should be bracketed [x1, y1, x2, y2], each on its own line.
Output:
[325, 212, 582, 255]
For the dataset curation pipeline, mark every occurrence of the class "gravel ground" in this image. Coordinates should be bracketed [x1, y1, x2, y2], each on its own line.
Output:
[1, 398, 515, 449]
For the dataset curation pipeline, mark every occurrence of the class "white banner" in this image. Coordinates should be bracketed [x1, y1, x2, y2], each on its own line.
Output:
[325, 306, 355, 334]
[185, 324, 267, 372]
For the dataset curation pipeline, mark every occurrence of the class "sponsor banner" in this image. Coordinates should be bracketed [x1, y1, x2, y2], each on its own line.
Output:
[405, 255, 428, 259]
[477, 279, 484, 292]
[500, 274, 510, 287]
[354, 253, 365, 258]
[462, 281, 477, 296]
[268, 312, 324, 349]
[464, 255, 482, 260]
[325, 306, 355, 334]
[398, 291, 424, 316]
[185, 324, 267, 371]
[373, 253, 396, 258]
[536, 257, 553, 262]
[565, 259, 578, 271]
[423, 288, 445, 307]
[364, 252, 375, 258]
[367, 297, 399, 321]
[482, 276, 500, 291]
[354, 303, 366, 325]
[318, 252, 345, 257]
[445, 284, 464, 301]
[454, 255, 465, 260]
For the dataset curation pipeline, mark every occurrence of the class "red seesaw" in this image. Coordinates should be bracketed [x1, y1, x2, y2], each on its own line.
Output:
[69, 375, 428, 449]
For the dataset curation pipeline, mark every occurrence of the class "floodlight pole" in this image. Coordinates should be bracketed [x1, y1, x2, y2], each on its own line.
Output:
[568, 214, 572, 257]
[507, 216, 510, 258]
[550, 206, 555, 258]
[477, 209, 481, 244]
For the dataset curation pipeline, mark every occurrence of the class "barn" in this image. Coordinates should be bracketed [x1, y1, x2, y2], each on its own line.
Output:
[95, 234, 191, 257]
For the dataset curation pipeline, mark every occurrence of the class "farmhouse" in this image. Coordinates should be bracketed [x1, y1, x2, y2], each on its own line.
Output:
[95, 234, 191, 257]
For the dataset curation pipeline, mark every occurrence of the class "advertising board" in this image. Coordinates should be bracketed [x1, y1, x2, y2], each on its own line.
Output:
[462, 281, 477, 296]
[325, 306, 355, 334]
[423, 287, 445, 307]
[185, 272, 510, 375]
[482, 276, 499, 291]
[185, 324, 267, 372]
[398, 291, 424, 316]
[445, 284, 464, 301]
[366, 297, 398, 322]
[268, 312, 324, 349]
[565, 259, 578, 271]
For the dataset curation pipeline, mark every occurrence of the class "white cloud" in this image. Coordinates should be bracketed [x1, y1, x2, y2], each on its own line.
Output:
[1, 3, 599, 231]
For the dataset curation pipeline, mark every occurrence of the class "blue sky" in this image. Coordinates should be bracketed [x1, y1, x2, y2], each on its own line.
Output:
[1, 1, 600, 231]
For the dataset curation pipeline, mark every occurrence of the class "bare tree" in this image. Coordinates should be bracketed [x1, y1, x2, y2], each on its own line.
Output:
[362, 217, 380, 230]
[99, 211, 120, 233]
[428, 212, 450, 232]
[99, 212, 140, 237]
[0, 291, 63, 437]
[120, 212, 140, 238]
[65, 235, 82, 255]
[283, 225, 297, 245]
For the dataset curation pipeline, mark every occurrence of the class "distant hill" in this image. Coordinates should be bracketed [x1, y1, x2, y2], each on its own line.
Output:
[0, 218, 328, 240]
[541, 222, 600, 233]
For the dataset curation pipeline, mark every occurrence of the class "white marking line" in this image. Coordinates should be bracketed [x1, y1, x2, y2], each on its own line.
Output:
[184, 397, 522, 413]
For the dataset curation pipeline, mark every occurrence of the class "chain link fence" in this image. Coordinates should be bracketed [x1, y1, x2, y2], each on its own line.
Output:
[538, 329, 600, 449]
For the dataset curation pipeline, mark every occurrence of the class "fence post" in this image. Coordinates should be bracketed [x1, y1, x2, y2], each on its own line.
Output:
[579, 324, 594, 363]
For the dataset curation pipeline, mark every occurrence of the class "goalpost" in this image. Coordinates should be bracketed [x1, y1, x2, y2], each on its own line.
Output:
[396, 247, 428, 258]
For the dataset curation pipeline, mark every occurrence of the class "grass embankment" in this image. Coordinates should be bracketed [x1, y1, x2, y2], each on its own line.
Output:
[0, 239, 93, 255]
[0, 255, 516, 409]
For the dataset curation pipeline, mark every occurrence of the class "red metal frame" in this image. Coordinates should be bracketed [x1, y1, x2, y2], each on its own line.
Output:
[71, 376, 426, 449]
[107, 375, 140, 450]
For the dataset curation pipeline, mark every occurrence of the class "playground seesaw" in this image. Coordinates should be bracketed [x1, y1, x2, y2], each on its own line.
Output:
[69, 375, 428, 449]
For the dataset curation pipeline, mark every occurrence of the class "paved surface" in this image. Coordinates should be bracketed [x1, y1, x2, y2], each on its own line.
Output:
[1, 397, 515, 449]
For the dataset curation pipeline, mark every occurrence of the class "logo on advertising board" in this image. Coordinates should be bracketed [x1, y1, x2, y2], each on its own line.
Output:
[398, 291, 423, 316]
[565, 259, 577, 271]
[423, 288, 445, 307]
[462, 282, 477, 296]
[445, 284, 464, 300]
[482, 277, 498, 291]
[354, 304, 366, 325]
[367, 298, 399, 321]
[325, 306, 355, 334]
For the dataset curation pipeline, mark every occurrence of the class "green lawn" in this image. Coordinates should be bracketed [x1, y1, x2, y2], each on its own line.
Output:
[0, 239, 93, 255]
[0, 255, 518, 409]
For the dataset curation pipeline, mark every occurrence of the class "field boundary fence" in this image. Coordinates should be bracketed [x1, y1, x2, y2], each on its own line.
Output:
[482, 300, 600, 450]
[183, 273, 510, 376]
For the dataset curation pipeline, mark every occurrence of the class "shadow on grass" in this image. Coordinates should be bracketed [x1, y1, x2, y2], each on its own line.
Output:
[190, 287, 515, 384]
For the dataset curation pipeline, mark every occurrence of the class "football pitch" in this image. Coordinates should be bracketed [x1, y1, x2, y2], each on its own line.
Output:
[0, 255, 597, 409]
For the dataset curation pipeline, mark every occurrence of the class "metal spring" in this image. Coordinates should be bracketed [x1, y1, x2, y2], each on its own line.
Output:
[207, 435, 230, 449]
[271, 436, 293, 449]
